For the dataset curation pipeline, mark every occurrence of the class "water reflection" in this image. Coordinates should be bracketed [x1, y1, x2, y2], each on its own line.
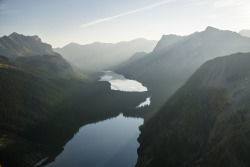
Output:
[99, 71, 147, 92]
[136, 97, 151, 108]
[45, 114, 143, 167]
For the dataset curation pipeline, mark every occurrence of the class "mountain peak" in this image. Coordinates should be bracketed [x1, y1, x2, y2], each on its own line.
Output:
[10, 32, 19, 36]
[0, 32, 55, 58]
[9, 32, 22, 39]
[153, 34, 183, 52]
[9, 32, 25, 38]
[66, 42, 81, 47]
[205, 26, 220, 32]
[9, 32, 42, 42]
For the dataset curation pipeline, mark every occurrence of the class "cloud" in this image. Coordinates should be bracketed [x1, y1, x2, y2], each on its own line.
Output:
[81, 0, 175, 28]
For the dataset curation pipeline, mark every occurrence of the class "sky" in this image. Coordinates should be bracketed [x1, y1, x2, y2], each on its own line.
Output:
[1, 0, 250, 47]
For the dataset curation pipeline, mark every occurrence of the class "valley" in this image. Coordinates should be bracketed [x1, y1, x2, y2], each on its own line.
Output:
[0, 24, 250, 167]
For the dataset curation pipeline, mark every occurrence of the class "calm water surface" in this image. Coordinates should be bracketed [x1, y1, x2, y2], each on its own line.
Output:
[45, 114, 143, 167]
[99, 71, 147, 92]
[44, 71, 146, 167]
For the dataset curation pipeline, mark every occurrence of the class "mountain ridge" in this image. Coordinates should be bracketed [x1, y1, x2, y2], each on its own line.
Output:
[239, 29, 250, 37]
[54, 38, 157, 70]
[115, 26, 250, 116]
[0, 32, 56, 58]
[137, 52, 250, 167]
[0, 33, 86, 80]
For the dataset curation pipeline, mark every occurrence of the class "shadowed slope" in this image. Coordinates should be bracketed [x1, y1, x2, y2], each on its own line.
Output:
[137, 52, 250, 167]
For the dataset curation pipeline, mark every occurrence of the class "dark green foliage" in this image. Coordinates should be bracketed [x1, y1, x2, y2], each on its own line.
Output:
[137, 53, 250, 167]
[16, 54, 78, 79]
[138, 88, 229, 167]
[195, 107, 250, 167]
[0, 55, 66, 133]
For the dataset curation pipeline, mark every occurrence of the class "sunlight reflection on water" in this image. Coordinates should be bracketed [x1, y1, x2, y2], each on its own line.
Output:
[136, 97, 151, 108]
[99, 71, 147, 92]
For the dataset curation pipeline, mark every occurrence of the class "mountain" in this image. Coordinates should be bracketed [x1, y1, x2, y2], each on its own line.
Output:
[113, 52, 147, 71]
[0, 32, 56, 59]
[137, 52, 250, 167]
[0, 33, 86, 79]
[0, 55, 73, 135]
[239, 29, 250, 37]
[0, 55, 81, 166]
[0, 54, 150, 167]
[0, 33, 151, 167]
[115, 27, 250, 115]
[16, 54, 81, 79]
[152, 34, 183, 52]
[54, 38, 157, 70]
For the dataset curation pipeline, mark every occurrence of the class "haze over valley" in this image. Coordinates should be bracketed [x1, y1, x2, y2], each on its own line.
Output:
[1, 0, 250, 167]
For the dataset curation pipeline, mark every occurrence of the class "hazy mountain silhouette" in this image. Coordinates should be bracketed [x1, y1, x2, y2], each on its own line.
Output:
[54, 38, 157, 70]
[239, 29, 250, 37]
[113, 52, 147, 72]
[115, 27, 250, 114]
[137, 52, 250, 167]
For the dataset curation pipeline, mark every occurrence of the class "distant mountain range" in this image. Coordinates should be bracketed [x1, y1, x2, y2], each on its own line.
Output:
[137, 52, 250, 167]
[0, 33, 85, 79]
[115, 26, 250, 114]
[239, 29, 250, 37]
[54, 39, 157, 70]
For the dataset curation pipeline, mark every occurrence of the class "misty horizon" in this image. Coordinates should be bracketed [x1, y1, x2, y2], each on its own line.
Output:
[1, 0, 250, 47]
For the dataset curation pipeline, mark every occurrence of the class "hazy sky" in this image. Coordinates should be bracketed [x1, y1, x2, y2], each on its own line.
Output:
[1, 0, 250, 47]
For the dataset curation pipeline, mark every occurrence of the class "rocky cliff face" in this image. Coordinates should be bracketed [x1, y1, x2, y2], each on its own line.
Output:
[137, 52, 250, 167]
[0, 33, 86, 80]
[16, 54, 77, 79]
[0, 32, 56, 59]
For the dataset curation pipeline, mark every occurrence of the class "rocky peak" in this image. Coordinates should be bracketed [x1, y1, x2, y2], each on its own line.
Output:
[205, 26, 220, 32]
[153, 34, 183, 53]
[0, 32, 56, 58]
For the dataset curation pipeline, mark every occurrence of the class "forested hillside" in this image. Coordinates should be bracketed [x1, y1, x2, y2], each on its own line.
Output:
[137, 52, 250, 167]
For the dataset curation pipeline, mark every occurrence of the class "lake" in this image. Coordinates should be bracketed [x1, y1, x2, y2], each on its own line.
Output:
[45, 114, 143, 167]
[136, 97, 151, 108]
[99, 71, 151, 109]
[42, 71, 147, 167]
[99, 71, 147, 92]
